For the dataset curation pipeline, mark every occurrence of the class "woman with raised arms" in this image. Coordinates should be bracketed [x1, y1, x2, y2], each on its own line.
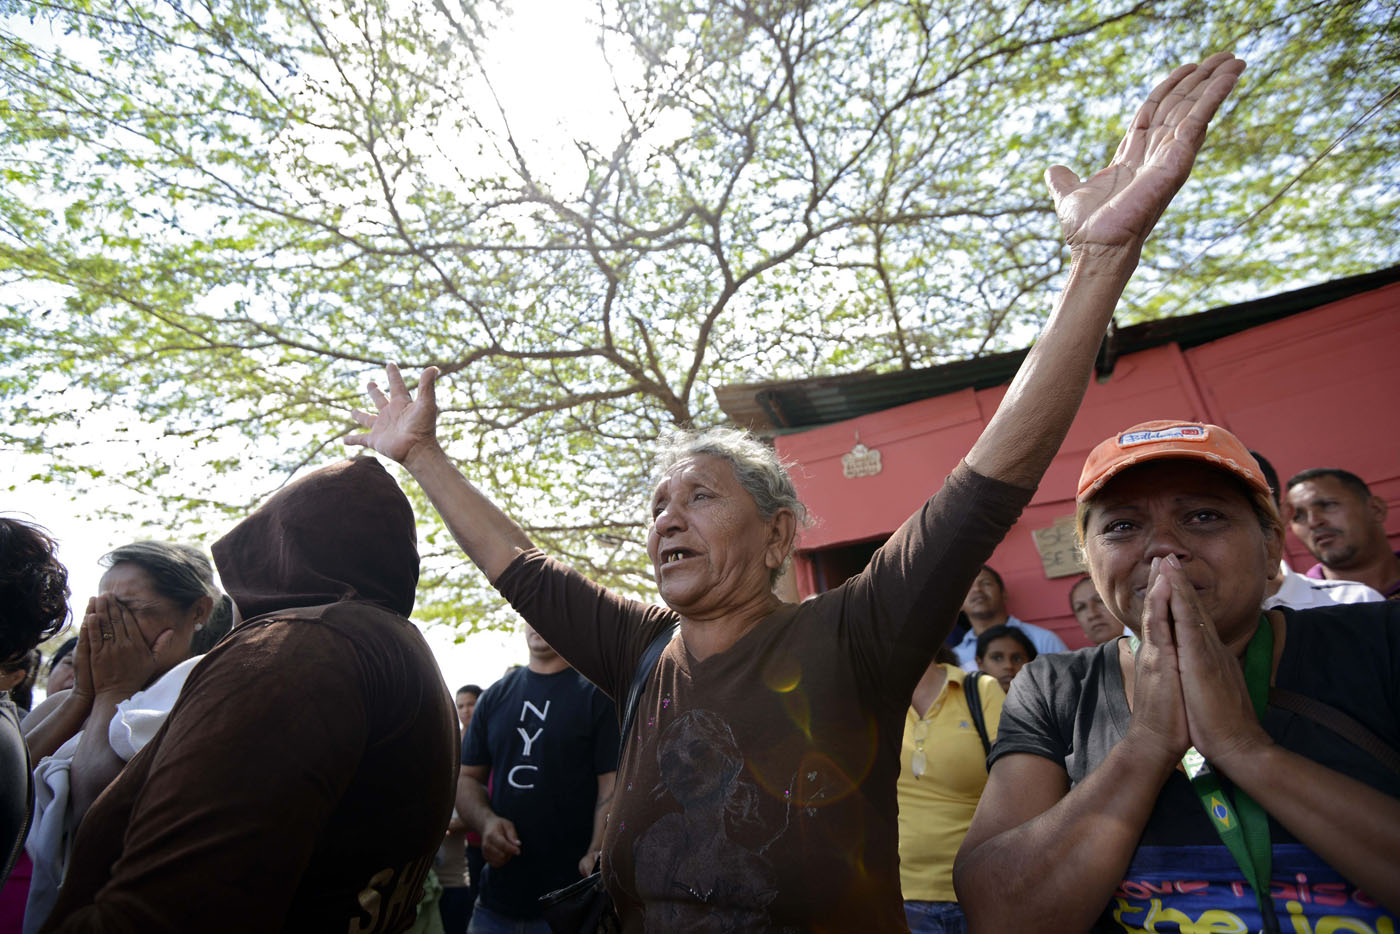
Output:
[351, 54, 1245, 932]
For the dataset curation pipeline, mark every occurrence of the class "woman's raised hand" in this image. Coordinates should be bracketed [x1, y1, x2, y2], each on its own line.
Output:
[347, 361, 532, 582]
[347, 364, 441, 465]
[1046, 52, 1245, 260]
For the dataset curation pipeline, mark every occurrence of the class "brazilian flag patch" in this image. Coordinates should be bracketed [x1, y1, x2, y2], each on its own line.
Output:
[1210, 796, 1232, 828]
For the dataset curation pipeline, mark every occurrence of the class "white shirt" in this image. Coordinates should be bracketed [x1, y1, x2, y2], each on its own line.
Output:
[1263, 562, 1384, 611]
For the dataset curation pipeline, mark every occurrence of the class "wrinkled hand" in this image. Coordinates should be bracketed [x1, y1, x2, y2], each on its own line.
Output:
[1125, 557, 1190, 767]
[84, 594, 168, 701]
[481, 815, 522, 868]
[347, 364, 441, 465]
[1047, 52, 1244, 258]
[1160, 556, 1272, 768]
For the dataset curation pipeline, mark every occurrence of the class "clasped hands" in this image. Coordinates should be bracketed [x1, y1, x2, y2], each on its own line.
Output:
[1127, 554, 1272, 776]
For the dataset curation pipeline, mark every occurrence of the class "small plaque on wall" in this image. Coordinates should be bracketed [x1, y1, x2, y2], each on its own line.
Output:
[1032, 514, 1085, 579]
[841, 443, 882, 479]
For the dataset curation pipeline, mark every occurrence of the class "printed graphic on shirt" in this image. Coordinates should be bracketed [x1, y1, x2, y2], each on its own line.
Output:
[349, 852, 435, 934]
[1104, 843, 1394, 933]
[634, 709, 784, 932]
[506, 697, 550, 790]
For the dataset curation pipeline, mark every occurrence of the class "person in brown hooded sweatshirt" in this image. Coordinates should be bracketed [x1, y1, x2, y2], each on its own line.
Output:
[42, 457, 458, 934]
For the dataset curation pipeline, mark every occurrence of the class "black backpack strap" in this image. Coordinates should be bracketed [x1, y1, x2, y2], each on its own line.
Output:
[620, 624, 678, 746]
[543, 625, 678, 924]
[963, 671, 992, 760]
[1269, 687, 1400, 777]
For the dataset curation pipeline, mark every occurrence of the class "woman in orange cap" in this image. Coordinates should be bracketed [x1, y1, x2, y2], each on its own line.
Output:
[954, 420, 1400, 933]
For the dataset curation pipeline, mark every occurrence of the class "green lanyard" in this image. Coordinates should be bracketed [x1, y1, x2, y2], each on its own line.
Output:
[1130, 616, 1278, 933]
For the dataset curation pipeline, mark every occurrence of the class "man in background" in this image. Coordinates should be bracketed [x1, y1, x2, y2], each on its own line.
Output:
[1286, 468, 1400, 600]
[952, 566, 1066, 671]
[458, 626, 617, 934]
[1240, 453, 1382, 609]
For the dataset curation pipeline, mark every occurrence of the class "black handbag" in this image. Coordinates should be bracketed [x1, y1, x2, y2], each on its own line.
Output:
[539, 624, 676, 934]
[539, 868, 621, 934]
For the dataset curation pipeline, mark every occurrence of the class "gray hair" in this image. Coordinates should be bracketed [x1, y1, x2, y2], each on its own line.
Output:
[652, 431, 812, 599]
[652, 427, 811, 528]
[100, 541, 219, 610]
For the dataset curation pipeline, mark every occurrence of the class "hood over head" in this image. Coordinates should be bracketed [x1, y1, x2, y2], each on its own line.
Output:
[212, 456, 419, 620]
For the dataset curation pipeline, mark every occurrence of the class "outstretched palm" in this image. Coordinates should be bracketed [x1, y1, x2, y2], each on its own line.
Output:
[347, 363, 441, 464]
[1048, 52, 1245, 255]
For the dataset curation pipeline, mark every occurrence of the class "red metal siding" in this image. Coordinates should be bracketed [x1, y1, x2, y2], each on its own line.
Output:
[776, 282, 1400, 647]
[1183, 282, 1400, 570]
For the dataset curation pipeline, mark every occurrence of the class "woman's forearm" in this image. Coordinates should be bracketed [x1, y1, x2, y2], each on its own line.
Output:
[69, 694, 127, 826]
[966, 54, 1243, 490]
[955, 735, 1176, 932]
[965, 252, 1136, 489]
[23, 690, 92, 761]
[401, 441, 535, 584]
[1221, 741, 1400, 914]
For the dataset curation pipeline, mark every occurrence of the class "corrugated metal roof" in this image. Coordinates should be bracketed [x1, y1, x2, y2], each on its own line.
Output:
[715, 264, 1400, 432]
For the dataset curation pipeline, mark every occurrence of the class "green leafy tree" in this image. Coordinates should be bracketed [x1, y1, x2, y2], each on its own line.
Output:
[2, 0, 1397, 627]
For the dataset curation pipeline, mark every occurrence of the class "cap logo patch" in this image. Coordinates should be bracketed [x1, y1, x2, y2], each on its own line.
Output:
[1118, 425, 1207, 448]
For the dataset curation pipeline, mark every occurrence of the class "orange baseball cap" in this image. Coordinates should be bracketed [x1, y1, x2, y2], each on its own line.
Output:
[1076, 419, 1269, 502]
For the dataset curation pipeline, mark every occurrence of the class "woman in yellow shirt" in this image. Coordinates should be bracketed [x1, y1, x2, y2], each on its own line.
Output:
[898, 644, 1005, 933]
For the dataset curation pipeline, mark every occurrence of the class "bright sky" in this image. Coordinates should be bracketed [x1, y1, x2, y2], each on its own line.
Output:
[9, 0, 625, 699]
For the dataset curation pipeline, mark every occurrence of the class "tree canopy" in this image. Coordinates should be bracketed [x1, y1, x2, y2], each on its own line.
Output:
[3, 0, 1397, 626]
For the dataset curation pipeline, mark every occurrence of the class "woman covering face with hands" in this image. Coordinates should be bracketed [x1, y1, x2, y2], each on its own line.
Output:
[954, 421, 1400, 933]
[24, 543, 216, 764]
[20, 542, 217, 934]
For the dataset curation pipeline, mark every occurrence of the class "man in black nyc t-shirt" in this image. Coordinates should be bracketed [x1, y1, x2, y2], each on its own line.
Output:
[458, 624, 618, 929]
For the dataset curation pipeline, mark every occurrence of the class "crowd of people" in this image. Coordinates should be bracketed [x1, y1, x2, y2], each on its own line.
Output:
[1, 50, 1397, 934]
[2, 458, 458, 933]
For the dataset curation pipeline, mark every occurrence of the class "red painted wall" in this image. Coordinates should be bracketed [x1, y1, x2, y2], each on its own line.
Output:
[776, 281, 1400, 647]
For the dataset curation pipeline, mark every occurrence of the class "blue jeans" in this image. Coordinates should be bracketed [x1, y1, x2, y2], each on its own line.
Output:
[465, 902, 552, 934]
[904, 900, 968, 934]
